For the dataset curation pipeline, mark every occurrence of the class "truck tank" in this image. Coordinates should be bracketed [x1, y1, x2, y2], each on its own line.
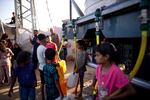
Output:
[64, 0, 150, 98]
[84, 0, 126, 14]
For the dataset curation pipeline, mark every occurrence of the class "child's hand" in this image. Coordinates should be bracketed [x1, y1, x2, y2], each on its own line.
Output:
[92, 88, 97, 96]
[8, 88, 13, 97]
[73, 70, 78, 73]
[33, 81, 37, 87]
[60, 89, 64, 99]
[53, 62, 60, 67]
[103, 96, 111, 100]
[57, 63, 60, 67]
[60, 94, 64, 100]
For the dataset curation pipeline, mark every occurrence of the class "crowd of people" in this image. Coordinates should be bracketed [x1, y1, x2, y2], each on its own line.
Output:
[0, 28, 136, 100]
[0, 34, 21, 87]
[3, 28, 69, 100]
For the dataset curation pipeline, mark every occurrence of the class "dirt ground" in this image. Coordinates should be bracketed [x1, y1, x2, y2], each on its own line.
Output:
[0, 61, 96, 100]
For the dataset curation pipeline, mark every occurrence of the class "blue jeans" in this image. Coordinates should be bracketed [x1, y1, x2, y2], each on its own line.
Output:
[19, 86, 36, 100]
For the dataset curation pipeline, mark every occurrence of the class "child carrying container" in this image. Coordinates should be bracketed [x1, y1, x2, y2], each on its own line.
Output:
[74, 40, 87, 98]
[43, 48, 64, 100]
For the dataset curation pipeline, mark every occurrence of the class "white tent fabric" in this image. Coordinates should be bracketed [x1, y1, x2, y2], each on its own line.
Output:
[17, 28, 33, 52]
[0, 20, 33, 52]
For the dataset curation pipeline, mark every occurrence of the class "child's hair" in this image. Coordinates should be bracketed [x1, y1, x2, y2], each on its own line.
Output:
[1, 40, 8, 46]
[37, 34, 46, 41]
[0, 42, 7, 53]
[77, 40, 86, 50]
[45, 48, 56, 60]
[16, 51, 31, 65]
[95, 43, 116, 62]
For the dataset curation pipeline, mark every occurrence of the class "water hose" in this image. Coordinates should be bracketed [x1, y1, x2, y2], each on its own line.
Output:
[73, 26, 78, 72]
[129, 0, 148, 80]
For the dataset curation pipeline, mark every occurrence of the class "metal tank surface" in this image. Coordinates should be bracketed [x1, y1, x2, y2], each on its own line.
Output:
[84, 0, 126, 14]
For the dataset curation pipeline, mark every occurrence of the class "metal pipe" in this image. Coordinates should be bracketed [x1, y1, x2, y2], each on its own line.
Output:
[19, 0, 23, 27]
[70, 0, 72, 20]
[30, 0, 37, 32]
[71, 0, 84, 16]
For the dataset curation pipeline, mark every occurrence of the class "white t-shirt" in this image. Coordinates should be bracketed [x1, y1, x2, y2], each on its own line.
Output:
[37, 45, 46, 71]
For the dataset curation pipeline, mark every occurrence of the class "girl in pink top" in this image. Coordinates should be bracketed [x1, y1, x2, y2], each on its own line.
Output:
[92, 43, 135, 100]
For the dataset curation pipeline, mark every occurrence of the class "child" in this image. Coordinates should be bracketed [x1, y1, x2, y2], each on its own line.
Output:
[8, 51, 37, 100]
[12, 43, 22, 61]
[43, 48, 63, 100]
[92, 43, 135, 100]
[37, 33, 47, 100]
[12, 43, 22, 70]
[74, 40, 87, 98]
[61, 39, 68, 61]
[0, 41, 14, 85]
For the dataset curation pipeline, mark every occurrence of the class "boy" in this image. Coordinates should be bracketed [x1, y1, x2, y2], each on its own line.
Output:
[37, 33, 47, 100]
[43, 48, 63, 100]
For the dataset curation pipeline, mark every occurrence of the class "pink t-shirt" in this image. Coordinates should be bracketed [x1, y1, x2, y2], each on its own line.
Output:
[96, 64, 129, 96]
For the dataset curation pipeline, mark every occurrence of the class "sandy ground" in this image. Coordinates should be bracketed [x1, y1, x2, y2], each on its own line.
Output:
[0, 61, 96, 100]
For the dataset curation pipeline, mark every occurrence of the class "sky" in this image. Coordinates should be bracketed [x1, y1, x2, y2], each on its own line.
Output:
[0, 0, 85, 31]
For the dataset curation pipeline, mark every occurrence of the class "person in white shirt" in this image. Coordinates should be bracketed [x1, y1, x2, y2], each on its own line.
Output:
[37, 34, 47, 100]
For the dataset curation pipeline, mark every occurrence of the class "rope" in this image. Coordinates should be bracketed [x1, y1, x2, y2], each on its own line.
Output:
[34, 5, 41, 31]
[36, 15, 41, 31]
[45, 0, 54, 27]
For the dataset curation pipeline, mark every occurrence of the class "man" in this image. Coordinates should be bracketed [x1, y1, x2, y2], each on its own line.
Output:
[32, 39, 40, 69]
[50, 28, 60, 48]
[31, 30, 39, 69]
[30, 30, 39, 45]
[37, 34, 47, 100]
[45, 35, 58, 62]
[45, 35, 57, 51]
[9, 12, 15, 24]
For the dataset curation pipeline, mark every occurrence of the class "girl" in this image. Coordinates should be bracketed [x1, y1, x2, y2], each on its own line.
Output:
[43, 48, 63, 100]
[12, 43, 22, 70]
[74, 40, 87, 98]
[12, 43, 22, 60]
[8, 51, 37, 100]
[92, 43, 135, 100]
[0, 41, 14, 85]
